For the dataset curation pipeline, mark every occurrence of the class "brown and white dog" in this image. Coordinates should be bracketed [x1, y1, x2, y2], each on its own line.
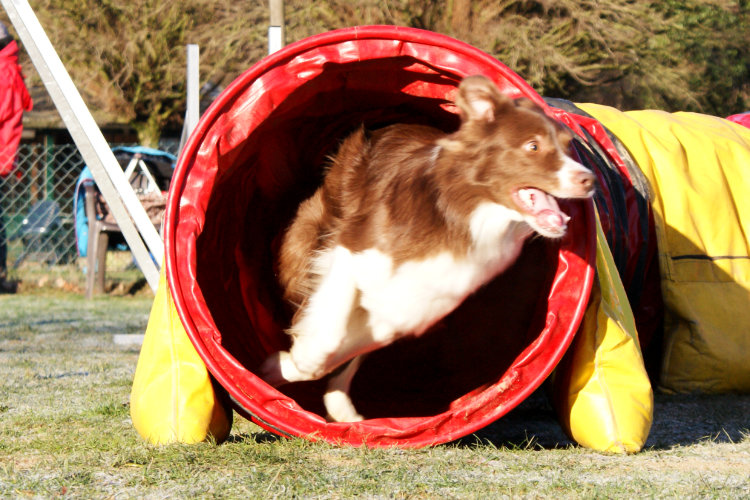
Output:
[260, 75, 596, 422]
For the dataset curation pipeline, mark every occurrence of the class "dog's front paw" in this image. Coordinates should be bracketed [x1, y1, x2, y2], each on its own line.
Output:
[323, 389, 364, 422]
[258, 351, 301, 387]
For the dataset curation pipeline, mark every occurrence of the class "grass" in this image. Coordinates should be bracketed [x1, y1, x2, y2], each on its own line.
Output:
[1, 291, 749, 498]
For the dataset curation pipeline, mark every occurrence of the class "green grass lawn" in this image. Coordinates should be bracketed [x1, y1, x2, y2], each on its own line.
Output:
[1, 291, 748, 498]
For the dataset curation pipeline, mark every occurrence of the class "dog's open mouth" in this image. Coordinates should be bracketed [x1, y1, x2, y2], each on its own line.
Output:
[513, 187, 571, 235]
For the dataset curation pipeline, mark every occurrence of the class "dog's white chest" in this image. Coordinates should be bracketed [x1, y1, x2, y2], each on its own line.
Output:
[353, 250, 473, 332]
[345, 202, 529, 341]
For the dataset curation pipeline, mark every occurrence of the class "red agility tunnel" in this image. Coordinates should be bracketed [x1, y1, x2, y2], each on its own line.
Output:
[164, 26, 600, 447]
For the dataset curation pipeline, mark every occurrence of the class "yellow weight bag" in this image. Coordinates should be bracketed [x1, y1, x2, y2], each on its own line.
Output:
[130, 268, 232, 445]
[553, 210, 653, 453]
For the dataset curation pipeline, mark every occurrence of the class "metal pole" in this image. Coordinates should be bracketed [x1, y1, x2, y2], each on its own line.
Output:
[44, 133, 52, 200]
[268, 0, 284, 54]
[2, 0, 161, 291]
[178, 44, 200, 157]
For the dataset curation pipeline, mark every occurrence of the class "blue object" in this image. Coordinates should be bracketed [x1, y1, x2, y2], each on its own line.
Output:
[74, 146, 176, 257]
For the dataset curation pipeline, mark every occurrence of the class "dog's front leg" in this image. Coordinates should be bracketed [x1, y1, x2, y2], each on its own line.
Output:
[323, 354, 366, 422]
[260, 245, 359, 386]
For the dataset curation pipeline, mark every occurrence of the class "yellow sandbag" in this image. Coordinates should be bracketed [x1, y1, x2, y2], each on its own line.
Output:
[554, 211, 653, 453]
[130, 268, 232, 444]
[578, 104, 750, 393]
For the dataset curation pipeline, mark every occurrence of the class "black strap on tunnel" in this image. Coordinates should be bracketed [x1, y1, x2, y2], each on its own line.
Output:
[227, 393, 295, 440]
[544, 98, 653, 305]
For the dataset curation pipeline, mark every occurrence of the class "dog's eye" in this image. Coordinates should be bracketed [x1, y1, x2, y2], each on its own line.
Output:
[524, 141, 539, 153]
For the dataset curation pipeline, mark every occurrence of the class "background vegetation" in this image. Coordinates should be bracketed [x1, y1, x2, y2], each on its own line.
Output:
[2, 0, 748, 145]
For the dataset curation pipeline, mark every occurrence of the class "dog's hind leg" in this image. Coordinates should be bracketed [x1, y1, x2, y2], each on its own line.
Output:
[323, 355, 366, 422]
[260, 245, 359, 386]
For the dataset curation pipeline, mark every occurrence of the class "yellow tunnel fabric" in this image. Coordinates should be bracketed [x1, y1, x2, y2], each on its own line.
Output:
[577, 104, 750, 393]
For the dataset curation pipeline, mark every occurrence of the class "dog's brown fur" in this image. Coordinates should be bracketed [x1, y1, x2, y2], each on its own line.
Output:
[265, 75, 596, 422]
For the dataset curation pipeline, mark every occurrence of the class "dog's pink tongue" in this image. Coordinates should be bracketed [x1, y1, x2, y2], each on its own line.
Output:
[516, 188, 570, 230]
[537, 209, 566, 230]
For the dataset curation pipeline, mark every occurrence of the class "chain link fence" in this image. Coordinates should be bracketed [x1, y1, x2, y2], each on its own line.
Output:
[2, 144, 82, 271]
[1, 142, 178, 285]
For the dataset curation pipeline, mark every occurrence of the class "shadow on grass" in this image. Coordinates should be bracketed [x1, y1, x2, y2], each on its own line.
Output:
[0, 317, 82, 333]
[221, 390, 750, 450]
[455, 390, 574, 450]
[645, 392, 750, 449]
[225, 431, 285, 445]
[455, 391, 750, 451]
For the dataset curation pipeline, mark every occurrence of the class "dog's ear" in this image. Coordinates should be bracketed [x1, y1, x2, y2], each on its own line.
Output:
[456, 75, 512, 123]
[514, 97, 540, 111]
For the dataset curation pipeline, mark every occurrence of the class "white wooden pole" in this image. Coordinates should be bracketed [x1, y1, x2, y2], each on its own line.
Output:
[2, 0, 162, 291]
[268, 0, 284, 54]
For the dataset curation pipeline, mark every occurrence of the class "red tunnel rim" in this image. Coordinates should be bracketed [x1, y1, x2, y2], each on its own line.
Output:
[164, 25, 597, 447]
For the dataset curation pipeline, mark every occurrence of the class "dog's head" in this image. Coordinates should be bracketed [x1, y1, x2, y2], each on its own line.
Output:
[441, 75, 596, 238]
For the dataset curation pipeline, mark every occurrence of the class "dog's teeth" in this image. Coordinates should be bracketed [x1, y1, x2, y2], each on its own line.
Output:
[519, 189, 534, 208]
